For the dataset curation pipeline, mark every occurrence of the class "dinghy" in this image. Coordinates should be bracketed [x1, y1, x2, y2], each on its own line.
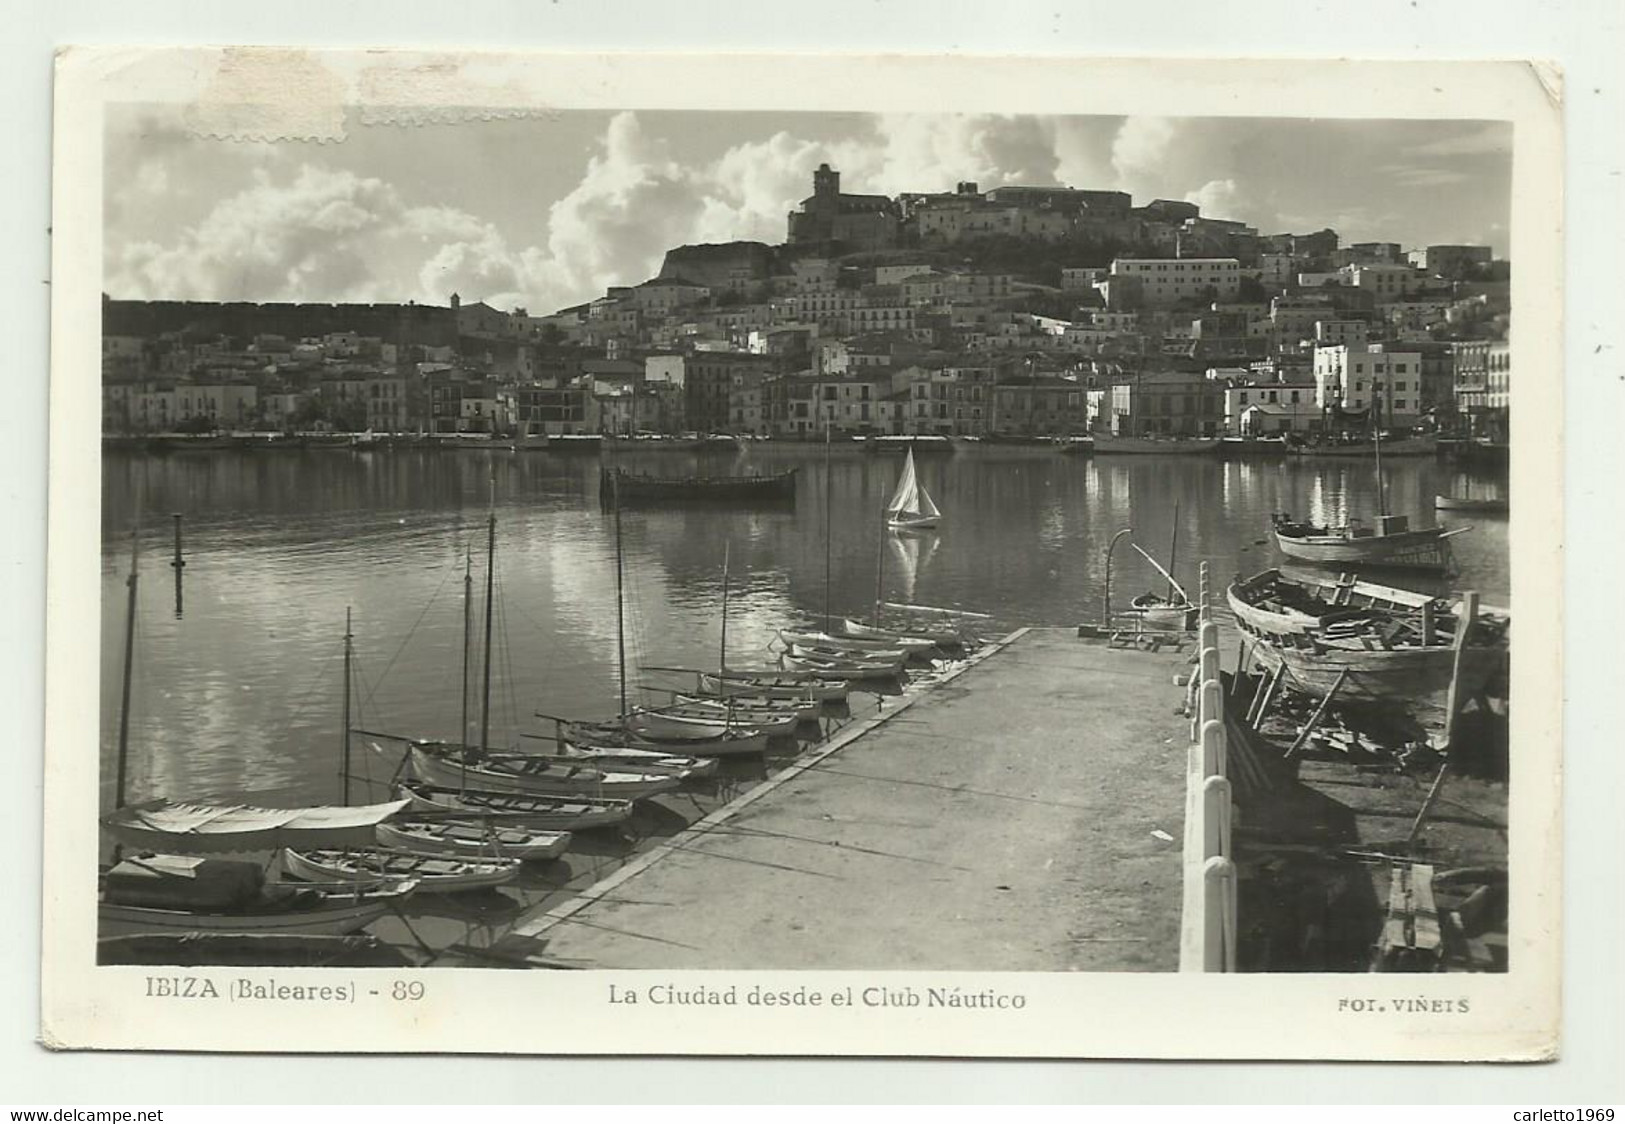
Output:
[697, 670, 849, 701]
[99, 853, 417, 938]
[398, 781, 634, 832]
[282, 847, 520, 894]
[779, 627, 937, 657]
[374, 817, 572, 863]
[408, 742, 682, 800]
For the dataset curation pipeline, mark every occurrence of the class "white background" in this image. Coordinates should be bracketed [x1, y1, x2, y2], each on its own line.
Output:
[5, 0, 1621, 1104]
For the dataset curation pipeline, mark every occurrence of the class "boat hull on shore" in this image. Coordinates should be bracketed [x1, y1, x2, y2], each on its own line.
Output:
[1227, 569, 1509, 746]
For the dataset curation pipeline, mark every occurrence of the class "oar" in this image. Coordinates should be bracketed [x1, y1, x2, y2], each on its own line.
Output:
[1129, 542, 1191, 604]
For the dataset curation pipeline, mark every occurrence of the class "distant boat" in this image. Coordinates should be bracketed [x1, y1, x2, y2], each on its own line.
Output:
[601, 466, 797, 504]
[1093, 434, 1221, 455]
[1288, 435, 1438, 458]
[1272, 512, 1465, 572]
[1435, 494, 1508, 514]
[885, 449, 942, 530]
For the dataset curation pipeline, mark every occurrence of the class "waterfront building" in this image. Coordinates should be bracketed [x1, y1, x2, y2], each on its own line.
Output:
[1101, 370, 1225, 437]
[1223, 382, 1321, 434]
[1312, 343, 1426, 427]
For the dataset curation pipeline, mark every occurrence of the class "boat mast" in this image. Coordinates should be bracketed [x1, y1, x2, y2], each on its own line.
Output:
[460, 543, 472, 749]
[113, 525, 141, 815]
[341, 607, 353, 805]
[478, 472, 496, 758]
[823, 421, 832, 633]
[1373, 411, 1387, 518]
[613, 470, 628, 718]
[1166, 498, 1180, 602]
[719, 541, 730, 675]
[873, 506, 886, 626]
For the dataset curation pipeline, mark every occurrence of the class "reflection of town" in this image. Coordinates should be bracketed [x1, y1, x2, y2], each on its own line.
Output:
[103, 163, 1510, 445]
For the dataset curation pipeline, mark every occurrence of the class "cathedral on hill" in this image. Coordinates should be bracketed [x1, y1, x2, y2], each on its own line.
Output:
[786, 164, 901, 252]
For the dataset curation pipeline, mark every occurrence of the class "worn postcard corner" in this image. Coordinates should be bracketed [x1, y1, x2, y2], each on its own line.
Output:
[44, 46, 1561, 1060]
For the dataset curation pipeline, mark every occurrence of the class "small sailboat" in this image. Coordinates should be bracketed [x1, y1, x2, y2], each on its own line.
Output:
[885, 449, 942, 530]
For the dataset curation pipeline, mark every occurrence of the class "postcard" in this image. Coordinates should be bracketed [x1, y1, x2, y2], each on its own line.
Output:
[42, 47, 1562, 1058]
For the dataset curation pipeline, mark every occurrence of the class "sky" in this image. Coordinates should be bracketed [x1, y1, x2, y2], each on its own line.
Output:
[103, 108, 1513, 316]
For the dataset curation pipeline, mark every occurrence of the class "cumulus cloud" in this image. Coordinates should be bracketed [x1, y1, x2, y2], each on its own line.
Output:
[104, 110, 1513, 311]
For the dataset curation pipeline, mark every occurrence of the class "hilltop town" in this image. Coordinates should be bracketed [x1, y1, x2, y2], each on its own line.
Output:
[102, 164, 1512, 443]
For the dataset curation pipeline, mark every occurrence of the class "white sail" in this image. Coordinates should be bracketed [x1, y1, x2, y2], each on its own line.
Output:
[886, 450, 920, 516]
[886, 450, 941, 523]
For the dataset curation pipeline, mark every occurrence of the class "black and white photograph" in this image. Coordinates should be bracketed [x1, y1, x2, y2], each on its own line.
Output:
[41, 48, 1563, 1059]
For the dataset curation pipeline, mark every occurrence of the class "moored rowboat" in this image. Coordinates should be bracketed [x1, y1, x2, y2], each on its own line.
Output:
[398, 781, 634, 831]
[282, 847, 520, 894]
[408, 743, 681, 800]
[375, 817, 572, 862]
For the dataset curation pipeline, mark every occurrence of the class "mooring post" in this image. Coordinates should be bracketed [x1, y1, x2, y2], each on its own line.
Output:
[169, 513, 184, 569]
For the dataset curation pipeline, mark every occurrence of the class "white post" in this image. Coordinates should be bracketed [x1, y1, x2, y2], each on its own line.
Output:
[1200, 718, 1227, 779]
[1203, 774, 1232, 860]
[1203, 856, 1238, 971]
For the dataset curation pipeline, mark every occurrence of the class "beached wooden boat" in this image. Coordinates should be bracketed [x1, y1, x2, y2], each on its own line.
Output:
[1272, 512, 1464, 572]
[99, 853, 417, 938]
[1093, 434, 1222, 455]
[1227, 569, 1510, 746]
[1434, 494, 1508, 514]
[601, 466, 796, 504]
[374, 817, 572, 862]
[398, 781, 634, 831]
[885, 449, 942, 529]
[408, 742, 681, 800]
[282, 847, 521, 895]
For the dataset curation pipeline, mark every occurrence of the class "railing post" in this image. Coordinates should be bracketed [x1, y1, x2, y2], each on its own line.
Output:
[1199, 718, 1227, 779]
[1202, 774, 1232, 860]
[1203, 856, 1238, 972]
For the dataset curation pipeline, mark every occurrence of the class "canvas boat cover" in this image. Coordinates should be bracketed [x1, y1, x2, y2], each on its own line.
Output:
[101, 798, 410, 855]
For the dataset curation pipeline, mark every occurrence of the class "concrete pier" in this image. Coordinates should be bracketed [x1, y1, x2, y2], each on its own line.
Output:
[496, 628, 1191, 971]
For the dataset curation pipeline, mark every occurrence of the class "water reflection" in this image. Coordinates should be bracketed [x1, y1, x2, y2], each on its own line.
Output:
[102, 447, 1509, 810]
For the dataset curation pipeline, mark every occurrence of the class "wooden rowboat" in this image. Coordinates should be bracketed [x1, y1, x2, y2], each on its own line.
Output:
[408, 743, 681, 800]
[282, 847, 520, 894]
[374, 817, 572, 863]
[840, 617, 963, 648]
[780, 628, 936, 656]
[698, 671, 849, 701]
[1271, 512, 1465, 573]
[398, 781, 634, 832]
[1227, 569, 1509, 746]
[781, 651, 904, 681]
[99, 854, 417, 938]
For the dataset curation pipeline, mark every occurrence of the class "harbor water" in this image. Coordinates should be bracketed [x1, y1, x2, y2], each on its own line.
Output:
[99, 445, 1510, 812]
